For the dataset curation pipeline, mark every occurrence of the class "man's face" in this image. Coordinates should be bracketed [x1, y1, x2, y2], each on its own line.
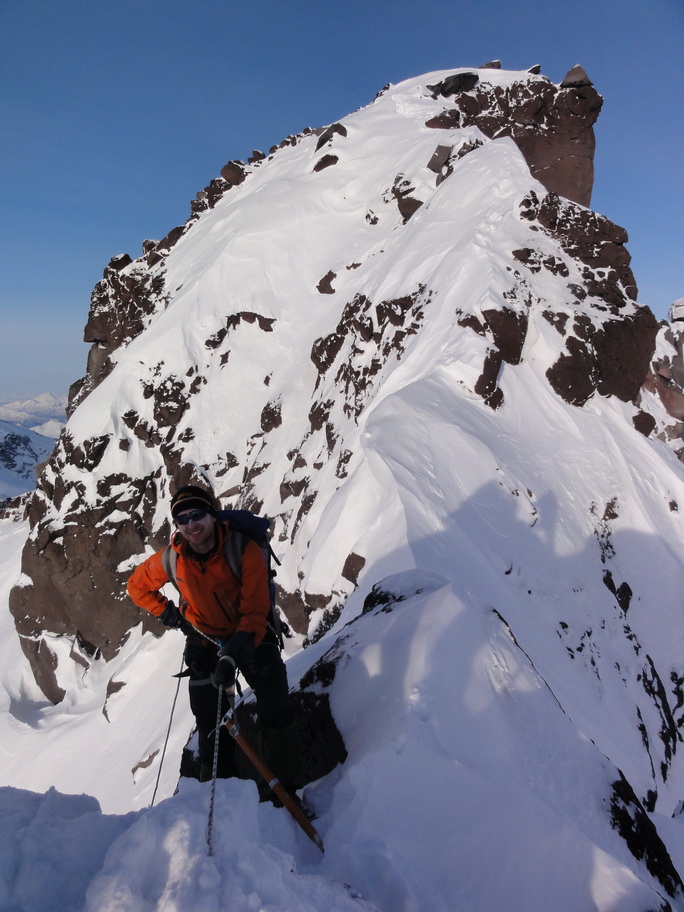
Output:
[175, 508, 217, 553]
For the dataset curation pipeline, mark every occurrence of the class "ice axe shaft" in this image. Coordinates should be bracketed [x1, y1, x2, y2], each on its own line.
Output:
[221, 709, 324, 852]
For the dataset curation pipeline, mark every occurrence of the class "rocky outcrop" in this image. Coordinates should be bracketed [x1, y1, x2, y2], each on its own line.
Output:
[0, 427, 53, 484]
[516, 190, 657, 408]
[0, 422, 55, 498]
[181, 690, 347, 789]
[641, 319, 684, 458]
[427, 64, 602, 207]
[455, 187, 655, 413]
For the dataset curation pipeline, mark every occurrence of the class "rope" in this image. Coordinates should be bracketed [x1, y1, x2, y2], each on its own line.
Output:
[189, 624, 221, 648]
[150, 650, 185, 808]
[206, 684, 224, 856]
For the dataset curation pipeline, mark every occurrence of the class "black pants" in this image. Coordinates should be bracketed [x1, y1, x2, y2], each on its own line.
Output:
[185, 632, 294, 777]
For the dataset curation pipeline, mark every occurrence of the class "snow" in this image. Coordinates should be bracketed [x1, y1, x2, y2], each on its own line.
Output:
[1, 537, 681, 911]
[29, 418, 64, 439]
[2, 66, 684, 911]
[0, 420, 55, 498]
[0, 393, 66, 433]
[0, 781, 376, 912]
[0, 394, 64, 495]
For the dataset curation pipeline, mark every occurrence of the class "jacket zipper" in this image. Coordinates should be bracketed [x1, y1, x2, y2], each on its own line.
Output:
[213, 591, 236, 625]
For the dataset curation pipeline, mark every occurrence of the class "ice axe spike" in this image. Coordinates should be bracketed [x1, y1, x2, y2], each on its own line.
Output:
[220, 707, 324, 852]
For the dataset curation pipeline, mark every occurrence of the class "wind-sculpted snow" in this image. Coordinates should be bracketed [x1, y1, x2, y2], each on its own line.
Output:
[0, 783, 379, 912]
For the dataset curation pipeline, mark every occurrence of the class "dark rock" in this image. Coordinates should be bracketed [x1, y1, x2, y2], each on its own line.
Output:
[609, 773, 683, 898]
[273, 585, 318, 635]
[317, 271, 337, 294]
[546, 305, 658, 407]
[70, 435, 110, 471]
[391, 174, 424, 222]
[313, 154, 339, 172]
[78, 258, 170, 400]
[482, 307, 528, 365]
[426, 144, 453, 174]
[475, 349, 505, 410]
[335, 448, 353, 479]
[457, 313, 486, 335]
[152, 377, 187, 428]
[602, 569, 633, 613]
[220, 160, 247, 186]
[561, 65, 593, 88]
[311, 333, 346, 374]
[645, 367, 684, 422]
[17, 637, 65, 704]
[279, 476, 310, 501]
[427, 72, 480, 97]
[108, 254, 133, 271]
[315, 122, 348, 151]
[180, 690, 347, 790]
[260, 399, 282, 433]
[308, 398, 334, 432]
[425, 110, 461, 130]
[341, 552, 366, 585]
[155, 225, 186, 256]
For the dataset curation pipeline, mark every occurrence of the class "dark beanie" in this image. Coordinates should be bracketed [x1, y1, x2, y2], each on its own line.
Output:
[170, 485, 217, 519]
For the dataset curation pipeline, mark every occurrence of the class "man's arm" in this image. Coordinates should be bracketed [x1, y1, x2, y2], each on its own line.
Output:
[127, 550, 173, 617]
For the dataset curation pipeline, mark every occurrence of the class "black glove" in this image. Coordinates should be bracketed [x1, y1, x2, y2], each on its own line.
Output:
[222, 630, 255, 666]
[211, 655, 236, 689]
[160, 600, 182, 628]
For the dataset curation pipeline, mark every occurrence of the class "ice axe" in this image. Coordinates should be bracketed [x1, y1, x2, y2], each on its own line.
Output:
[220, 704, 324, 852]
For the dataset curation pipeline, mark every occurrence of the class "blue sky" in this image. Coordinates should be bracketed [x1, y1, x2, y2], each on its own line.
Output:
[1, 0, 682, 401]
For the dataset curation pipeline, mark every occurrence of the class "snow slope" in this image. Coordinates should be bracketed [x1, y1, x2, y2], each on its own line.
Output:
[4, 512, 684, 912]
[3, 67, 684, 911]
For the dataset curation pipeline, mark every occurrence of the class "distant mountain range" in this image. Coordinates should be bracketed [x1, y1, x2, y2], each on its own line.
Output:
[0, 394, 65, 498]
[0, 392, 66, 436]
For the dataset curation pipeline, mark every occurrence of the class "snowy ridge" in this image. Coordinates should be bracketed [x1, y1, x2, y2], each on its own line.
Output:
[3, 67, 684, 911]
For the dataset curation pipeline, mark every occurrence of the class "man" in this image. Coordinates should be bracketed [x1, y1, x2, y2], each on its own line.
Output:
[127, 484, 299, 793]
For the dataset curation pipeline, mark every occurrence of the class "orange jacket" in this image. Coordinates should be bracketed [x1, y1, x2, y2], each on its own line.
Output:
[127, 522, 270, 643]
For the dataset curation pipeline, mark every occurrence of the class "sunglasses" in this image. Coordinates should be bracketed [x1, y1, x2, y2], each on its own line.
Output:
[175, 508, 210, 526]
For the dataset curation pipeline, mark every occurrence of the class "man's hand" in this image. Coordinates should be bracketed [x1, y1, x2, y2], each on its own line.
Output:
[222, 630, 255, 666]
[212, 655, 236, 689]
[160, 600, 182, 628]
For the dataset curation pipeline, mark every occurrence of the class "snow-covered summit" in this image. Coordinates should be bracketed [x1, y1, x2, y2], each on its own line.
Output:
[4, 64, 684, 910]
[12, 63, 655, 681]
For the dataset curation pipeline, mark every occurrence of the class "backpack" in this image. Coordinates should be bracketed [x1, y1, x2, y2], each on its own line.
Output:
[161, 509, 286, 649]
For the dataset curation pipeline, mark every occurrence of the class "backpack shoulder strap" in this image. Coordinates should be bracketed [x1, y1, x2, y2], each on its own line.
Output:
[219, 519, 285, 649]
[161, 545, 180, 591]
[222, 529, 247, 583]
